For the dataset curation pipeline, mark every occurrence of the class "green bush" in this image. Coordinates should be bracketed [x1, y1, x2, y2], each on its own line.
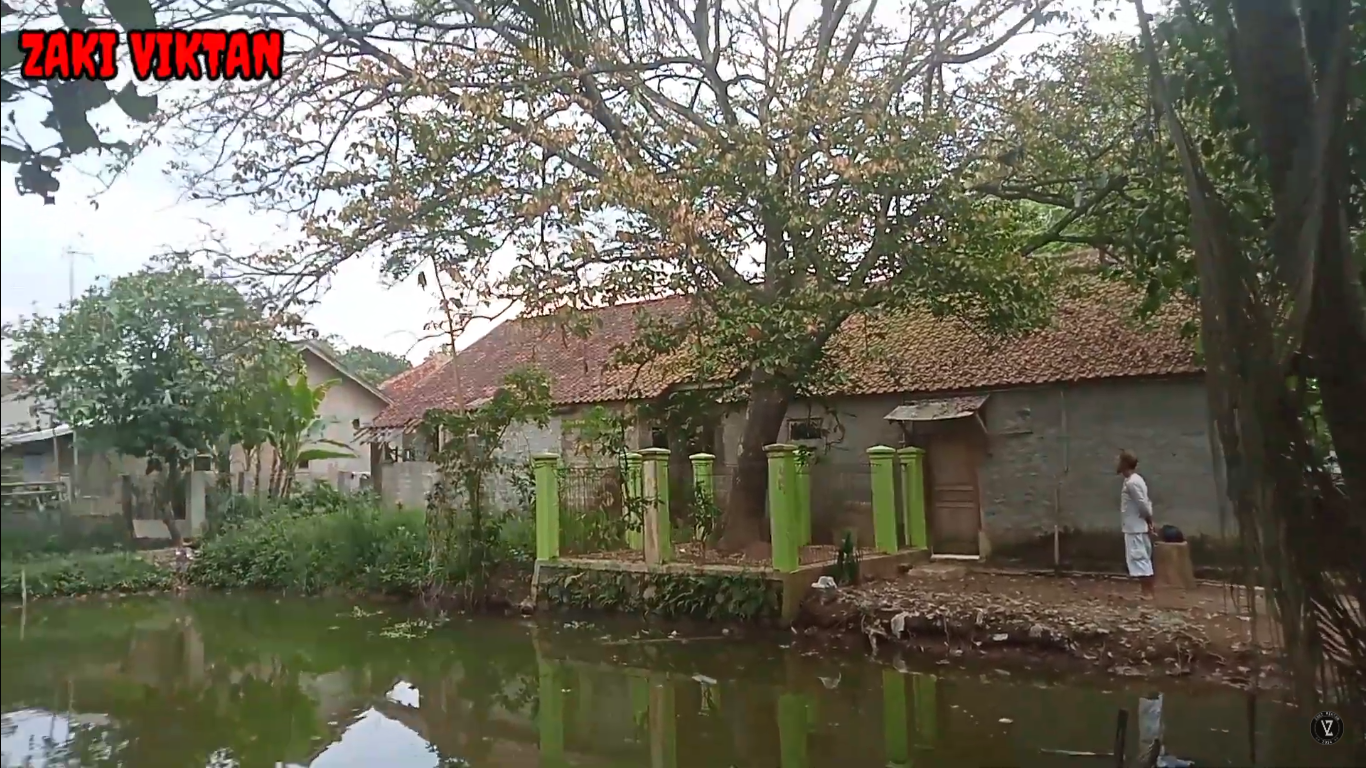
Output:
[0, 552, 173, 599]
[188, 504, 428, 595]
[204, 481, 379, 539]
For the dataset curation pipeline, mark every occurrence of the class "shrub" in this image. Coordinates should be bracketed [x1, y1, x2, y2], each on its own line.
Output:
[204, 481, 379, 539]
[188, 503, 428, 595]
[0, 552, 173, 599]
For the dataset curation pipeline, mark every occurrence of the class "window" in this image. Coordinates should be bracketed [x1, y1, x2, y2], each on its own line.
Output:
[788, 418, 824, 442]
[649, 427, 669, 449]
[297, 457, 311, 469]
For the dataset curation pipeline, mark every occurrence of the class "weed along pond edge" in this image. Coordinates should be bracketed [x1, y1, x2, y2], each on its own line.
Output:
[4, 551, 1277, 691]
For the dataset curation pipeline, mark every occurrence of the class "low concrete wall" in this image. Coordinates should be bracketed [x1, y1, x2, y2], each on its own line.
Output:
[532, 548, 929, 625]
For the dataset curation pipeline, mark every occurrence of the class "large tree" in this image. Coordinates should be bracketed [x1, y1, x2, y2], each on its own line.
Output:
[5, 265, 292, 538]
[162, 0, 1094, 547]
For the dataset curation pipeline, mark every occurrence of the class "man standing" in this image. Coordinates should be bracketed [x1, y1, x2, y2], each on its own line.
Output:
[1118, 450, 1156, 598]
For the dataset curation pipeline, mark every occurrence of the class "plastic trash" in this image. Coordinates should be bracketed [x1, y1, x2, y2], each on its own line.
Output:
[812, 576, 837, 589]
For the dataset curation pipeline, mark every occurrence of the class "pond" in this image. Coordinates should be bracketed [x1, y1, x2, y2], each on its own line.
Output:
[0, 595, 1354, 767]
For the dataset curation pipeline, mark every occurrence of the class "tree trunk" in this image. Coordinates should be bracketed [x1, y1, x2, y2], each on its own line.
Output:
[717, 383, 791, 551]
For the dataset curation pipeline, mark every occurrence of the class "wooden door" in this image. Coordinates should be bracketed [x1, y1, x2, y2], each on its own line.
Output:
[927, 435, 982, 555]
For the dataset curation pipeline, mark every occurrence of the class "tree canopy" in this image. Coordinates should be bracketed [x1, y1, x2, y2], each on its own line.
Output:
[317, 337, 412, 387]
[161, 0, 1103, 546]
[4, 265, 290, 467]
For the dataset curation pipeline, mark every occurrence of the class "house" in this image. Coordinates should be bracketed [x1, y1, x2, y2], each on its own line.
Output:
[262, 340, 393, 489]
[3, 340, 392, 505]
[2, 381, 71, 484]
[363, 276, 1231, 570]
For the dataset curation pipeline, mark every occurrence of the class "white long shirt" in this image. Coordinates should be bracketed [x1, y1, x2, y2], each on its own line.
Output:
[1121, 473, 1154, 534]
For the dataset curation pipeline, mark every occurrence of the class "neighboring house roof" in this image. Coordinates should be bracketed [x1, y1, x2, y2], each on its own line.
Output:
[292, 339, 392, 405]
[1, 424, 73, 448]
[368, 276, 1200, 430]
[380, 352, 449, 400]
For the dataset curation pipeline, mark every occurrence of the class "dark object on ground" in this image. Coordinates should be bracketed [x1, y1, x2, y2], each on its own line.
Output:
[1159, 525, 1185, 543]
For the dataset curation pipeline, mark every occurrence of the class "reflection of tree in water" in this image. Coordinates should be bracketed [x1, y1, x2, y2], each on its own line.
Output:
[2, 598, 554, 767]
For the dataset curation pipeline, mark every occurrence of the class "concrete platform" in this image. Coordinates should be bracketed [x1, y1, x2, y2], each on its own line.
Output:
[533, 547, 930, 623]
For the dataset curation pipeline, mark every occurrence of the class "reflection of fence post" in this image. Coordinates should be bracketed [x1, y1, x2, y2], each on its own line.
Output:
[689, 452, 715, 542]
[868, 446, 898, 554]
[765, 443, 799, 572]
[912, 673, 938, 748]
[897, 447, 927, 550]
[778, 692, 810, 768]
[625, 452, 645, 550]
[538, 656, 566, 765]
[640, 448, 673, 565]
[882, 669, 910, 766]
[648, 676, 678, 768]
[795, 448, 812, 546]
[534, 453, 561, 561]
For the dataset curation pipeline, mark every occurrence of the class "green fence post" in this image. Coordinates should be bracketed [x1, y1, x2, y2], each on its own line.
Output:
[624, 452, 645, 550]
[897, 447, 928, 550]
[689, 452, 715, 542]
[640, 447, 673, 565]
[868, 446, 898, 555]
[534, 452, 561, 561]
[765, 443, 799, 572]
[795, 447, 813, 546]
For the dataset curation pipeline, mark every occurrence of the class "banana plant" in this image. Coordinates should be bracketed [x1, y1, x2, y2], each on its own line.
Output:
[263, 377, 356, 498]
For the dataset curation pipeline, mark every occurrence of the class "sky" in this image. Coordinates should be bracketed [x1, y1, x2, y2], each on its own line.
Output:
[1, 0, 1136, 372]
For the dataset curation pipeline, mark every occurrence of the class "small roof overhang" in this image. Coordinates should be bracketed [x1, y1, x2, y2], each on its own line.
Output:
[1, 424, 74, 447]
[884, 395, 989, 423]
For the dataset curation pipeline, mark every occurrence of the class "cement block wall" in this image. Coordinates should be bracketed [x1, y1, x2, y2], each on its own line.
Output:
[716, 375, 1229, 568]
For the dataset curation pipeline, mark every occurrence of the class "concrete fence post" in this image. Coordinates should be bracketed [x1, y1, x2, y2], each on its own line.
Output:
[640, 448, 674, 565]
[533, 452, 561, 561]
[765, 443, 800, 572]
[187, 470, 208, 537]
[689, 452, 715, 542]
[795, 447, 813, 546]
[624, 452, 645, 550]
[896, 447, 928, 550]
[868, 446, 898, 555]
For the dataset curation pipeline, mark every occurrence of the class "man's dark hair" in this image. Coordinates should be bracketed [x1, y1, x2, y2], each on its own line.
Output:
[1118, 450, 1139, 472]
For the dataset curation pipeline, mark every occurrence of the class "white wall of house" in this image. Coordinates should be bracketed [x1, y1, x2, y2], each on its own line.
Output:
[300, 350, 388, 478]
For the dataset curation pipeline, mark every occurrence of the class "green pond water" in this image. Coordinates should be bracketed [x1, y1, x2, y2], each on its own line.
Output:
[0, 595, 1355, 768]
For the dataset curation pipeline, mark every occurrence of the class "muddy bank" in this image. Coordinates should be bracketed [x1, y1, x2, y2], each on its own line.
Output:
[796, 565, 1278, 689]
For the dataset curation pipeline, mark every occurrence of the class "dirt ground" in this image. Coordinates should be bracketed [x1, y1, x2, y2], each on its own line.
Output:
[800, 564, 1280, 688]
[576, 542, 876, 567]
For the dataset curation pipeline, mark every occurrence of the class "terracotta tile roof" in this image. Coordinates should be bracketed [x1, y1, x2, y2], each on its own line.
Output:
[370, 278, 1199, 429]
[380, 353, 449, 400]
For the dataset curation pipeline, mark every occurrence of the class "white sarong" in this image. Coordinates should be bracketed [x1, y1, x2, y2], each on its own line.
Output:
[1125, 532, 1154, 577]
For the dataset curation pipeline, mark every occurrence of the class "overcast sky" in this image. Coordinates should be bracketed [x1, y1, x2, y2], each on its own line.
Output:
[1, 1, 1135, 371]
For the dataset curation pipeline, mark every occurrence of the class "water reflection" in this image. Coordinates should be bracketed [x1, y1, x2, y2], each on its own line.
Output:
[0, 596, 1355, 767]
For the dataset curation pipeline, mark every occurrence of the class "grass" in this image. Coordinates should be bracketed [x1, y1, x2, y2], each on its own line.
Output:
[0, 552, 174, 600]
